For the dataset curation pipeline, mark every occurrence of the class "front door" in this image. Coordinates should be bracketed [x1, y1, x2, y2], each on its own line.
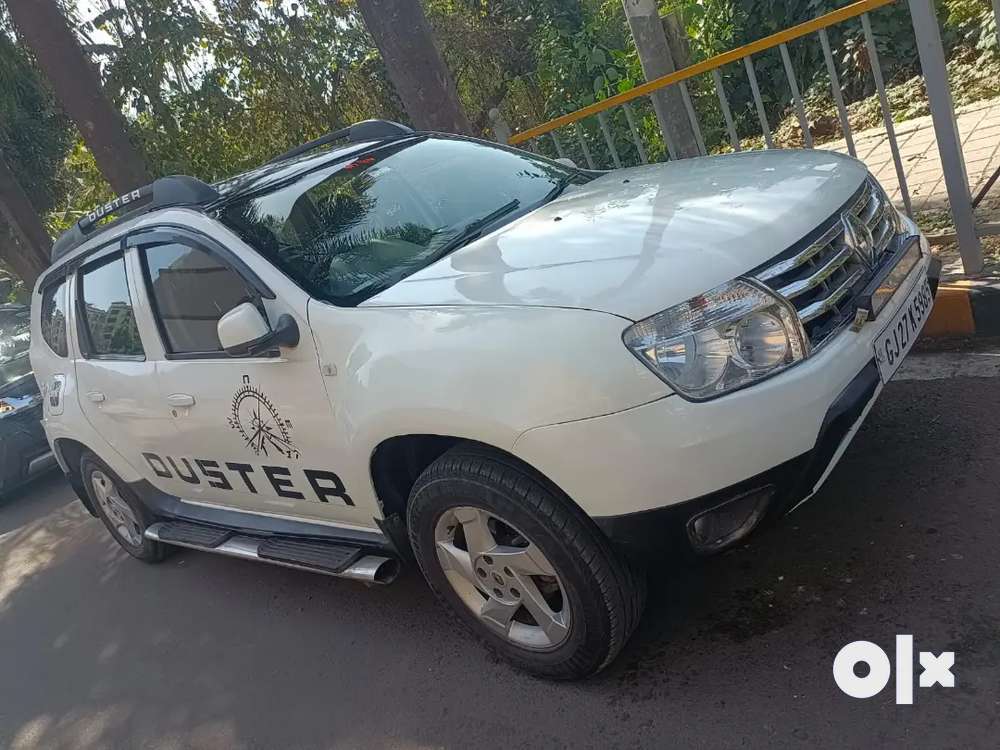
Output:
[126, 228, 368, 529]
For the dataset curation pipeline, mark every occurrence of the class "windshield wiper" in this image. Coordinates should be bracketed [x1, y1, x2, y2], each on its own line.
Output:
[543, 175, 573, 203]
[430, 199, 521, 259]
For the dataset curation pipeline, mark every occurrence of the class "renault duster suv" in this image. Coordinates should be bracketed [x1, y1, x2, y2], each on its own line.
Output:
[30, 120, 938, 679]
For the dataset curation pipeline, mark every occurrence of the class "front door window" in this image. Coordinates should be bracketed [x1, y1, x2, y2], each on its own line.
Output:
[141, 241, 260, 357]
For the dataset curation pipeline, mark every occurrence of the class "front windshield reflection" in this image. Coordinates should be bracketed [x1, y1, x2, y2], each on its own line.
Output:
[219, 137, 589, 306]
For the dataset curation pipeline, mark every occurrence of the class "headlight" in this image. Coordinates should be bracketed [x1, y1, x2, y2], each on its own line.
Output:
[622, 279, 808, 400]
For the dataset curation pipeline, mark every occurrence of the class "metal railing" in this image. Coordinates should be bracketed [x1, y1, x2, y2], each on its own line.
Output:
[504, 0, 987, 272]
[509, 0, 892, 147]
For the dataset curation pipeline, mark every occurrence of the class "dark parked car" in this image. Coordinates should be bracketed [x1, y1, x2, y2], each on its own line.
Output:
[0, 304, 55, 495]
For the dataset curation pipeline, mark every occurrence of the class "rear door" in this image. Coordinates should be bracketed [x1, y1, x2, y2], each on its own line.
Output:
[126, 227, 366, 529]
[73, 243, 175, 472]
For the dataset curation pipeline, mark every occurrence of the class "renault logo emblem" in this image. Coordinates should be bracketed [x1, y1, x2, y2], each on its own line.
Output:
[843, 212, 875, 267]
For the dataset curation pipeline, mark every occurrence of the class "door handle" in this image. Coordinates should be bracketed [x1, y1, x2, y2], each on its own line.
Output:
[166, 393, 196, 408]
[86, 391, 106, 404]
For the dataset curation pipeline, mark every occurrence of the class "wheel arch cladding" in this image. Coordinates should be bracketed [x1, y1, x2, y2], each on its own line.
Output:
[370, 436, 589, 528]
[53, 438, 99, 516]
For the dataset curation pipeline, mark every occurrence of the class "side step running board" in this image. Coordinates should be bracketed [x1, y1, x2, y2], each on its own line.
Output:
[145, 521, 399, 585]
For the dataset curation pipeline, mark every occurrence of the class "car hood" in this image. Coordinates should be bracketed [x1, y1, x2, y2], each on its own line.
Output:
[364, 149, 869, 321]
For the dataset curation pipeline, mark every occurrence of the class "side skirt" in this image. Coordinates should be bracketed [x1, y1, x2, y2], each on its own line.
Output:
[144, 521, 400, 584]
[129, 479, 400, 558]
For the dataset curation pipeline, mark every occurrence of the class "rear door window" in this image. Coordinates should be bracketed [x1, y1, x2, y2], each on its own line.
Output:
[39, 280, 69, 357]
[79, 254, 144, 359]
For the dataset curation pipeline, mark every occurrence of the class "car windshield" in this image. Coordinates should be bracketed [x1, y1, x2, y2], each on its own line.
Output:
[218, 137, 590, 306]
[0, 313, 31, 388]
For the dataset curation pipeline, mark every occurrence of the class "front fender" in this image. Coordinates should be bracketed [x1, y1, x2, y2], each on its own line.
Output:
[310, 302, 671, 455]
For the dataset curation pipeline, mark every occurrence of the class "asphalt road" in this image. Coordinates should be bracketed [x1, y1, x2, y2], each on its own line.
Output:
[1, 355, 998, 749]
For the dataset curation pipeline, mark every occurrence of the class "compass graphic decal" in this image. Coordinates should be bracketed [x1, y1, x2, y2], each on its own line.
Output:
[228, 375, 300, 460]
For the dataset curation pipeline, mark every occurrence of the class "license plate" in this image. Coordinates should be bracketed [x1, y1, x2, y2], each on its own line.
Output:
[873, 276, 934, 383]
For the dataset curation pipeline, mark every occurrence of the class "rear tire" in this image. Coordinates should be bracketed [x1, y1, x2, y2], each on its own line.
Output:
[80, 453, 168, 563]
[407, 444, 645, 680]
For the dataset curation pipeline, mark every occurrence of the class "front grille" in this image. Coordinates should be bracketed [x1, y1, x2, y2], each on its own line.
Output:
[754, 178, 900, 350]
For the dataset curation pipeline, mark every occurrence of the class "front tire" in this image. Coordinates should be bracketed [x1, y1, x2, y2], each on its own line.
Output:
[80, 453, 168, 563]
[407, 444, 645, 680]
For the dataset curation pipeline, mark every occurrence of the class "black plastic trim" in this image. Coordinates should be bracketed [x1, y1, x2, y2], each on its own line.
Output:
[75, 249, 147, 362]
[131, 225, 281, 361]
[126, 225, 275, 299]
[158, 521, 232, 548]
[257, 538, 362, 573]
[37, 236, 124, 293]
[129, 479, 393, 552]
[927, 257, 943, 297]
[37, 273, 71, 358]
[854, 236, 922, 319]
[747, 180, 870, 277]
[594, 359, 883, 559]
[785, 360, 880, 510]
[593, 455, 808, 561]
[266, 120, 413, 165]
[52, 176, 221, 263]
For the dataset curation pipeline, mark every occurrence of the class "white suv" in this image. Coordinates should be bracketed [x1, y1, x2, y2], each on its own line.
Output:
[30, 120, 938, 679]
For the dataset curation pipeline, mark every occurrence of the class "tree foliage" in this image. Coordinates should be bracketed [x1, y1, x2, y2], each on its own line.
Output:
[0, 11, 74, 292]
[4, 0, 1000, 283]
[0, 23, 73, 223]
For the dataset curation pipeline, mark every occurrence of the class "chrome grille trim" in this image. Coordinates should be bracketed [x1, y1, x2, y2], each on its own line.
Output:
[754, 177, 904, 350]
[798, 267, 867, 323]
[755, 222, 843, 283]
[776, 244, 855, 300]
[853, 185, 881, 224]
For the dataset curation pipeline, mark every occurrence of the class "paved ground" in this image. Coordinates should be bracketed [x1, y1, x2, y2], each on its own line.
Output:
[2, 352, 999, 749]
[819, 97, 1000, 226]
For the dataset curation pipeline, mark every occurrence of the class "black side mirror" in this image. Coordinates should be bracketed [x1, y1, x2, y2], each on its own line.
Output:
[218, 303, 300, 357]
[245, 313, 300, 356]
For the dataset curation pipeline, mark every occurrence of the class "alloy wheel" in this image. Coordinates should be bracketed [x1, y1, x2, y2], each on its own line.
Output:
[91, 470, 143, 547]
[434, 506, 571, 650]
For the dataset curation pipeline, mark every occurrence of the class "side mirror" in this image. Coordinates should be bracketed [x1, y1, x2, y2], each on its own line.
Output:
[555, 157, 578, 169]
[217, 302, 299, 357]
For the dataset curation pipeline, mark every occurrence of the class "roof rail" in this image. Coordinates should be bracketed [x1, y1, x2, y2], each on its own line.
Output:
[266, 119, 414, 165]
[51, 175, 220, 263]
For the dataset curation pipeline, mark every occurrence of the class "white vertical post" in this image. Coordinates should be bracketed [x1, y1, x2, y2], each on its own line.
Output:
[994, 0, 1000, 51]
[819, 28, 856, 157]
[908, 0, 983, 273]
[574, 122, 596, 169]
[779, 43, 813, 148]
[551, 131, 567, 158]
[862, 14, 912, 217]
[712, 69, 740, 152]
[597, 112, 623, 168]
[743, 56, 773, 148]
[621, 103, 649, 164]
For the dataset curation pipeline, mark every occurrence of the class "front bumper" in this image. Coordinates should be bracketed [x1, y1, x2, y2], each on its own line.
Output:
[592, 359, 881, 558]
[513, 238, 938, 558]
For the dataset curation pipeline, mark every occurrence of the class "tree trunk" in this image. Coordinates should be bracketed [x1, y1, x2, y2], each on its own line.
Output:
[0, 158, 50, 288]
[354, 0, 473, 135]
[6, 0, 152, 194]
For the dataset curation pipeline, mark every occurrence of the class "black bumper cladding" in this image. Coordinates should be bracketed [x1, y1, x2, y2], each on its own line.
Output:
[594, 360, 882, 560]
